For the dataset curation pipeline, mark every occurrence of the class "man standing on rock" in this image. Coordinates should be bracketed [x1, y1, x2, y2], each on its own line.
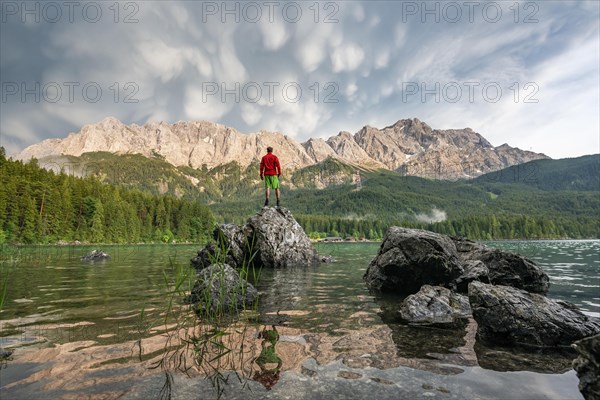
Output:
[260, 146, 281, 207]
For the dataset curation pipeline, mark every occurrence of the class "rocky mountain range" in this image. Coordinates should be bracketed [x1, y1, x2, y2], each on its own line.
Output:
[16, 116, 548, 180]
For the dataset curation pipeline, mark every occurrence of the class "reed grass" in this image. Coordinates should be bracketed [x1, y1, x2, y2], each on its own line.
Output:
[143, 231, 263, 399]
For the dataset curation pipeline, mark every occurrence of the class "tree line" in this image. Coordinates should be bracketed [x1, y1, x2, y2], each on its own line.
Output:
[294, 213, 599, 241]
[0, 149, 214, 244]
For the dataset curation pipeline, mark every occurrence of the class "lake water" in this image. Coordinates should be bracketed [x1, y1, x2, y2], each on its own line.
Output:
[0, 240, 598, 399]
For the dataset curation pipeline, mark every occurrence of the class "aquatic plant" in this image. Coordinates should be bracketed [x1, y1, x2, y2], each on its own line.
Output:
[144, 234, 263, 400]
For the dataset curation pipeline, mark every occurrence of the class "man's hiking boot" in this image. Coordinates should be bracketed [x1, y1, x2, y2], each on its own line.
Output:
[264, 199, 269, 207]
[276, 200, 280, 207]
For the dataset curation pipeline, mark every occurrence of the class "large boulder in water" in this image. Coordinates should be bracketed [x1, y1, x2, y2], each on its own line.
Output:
[468, 281, 600, 347]
[572, 333, 600, 400]
[452, 237, 549, 294]
[363, 227, 550, 295]
[363, 227, 464, 294]
[246, 207, 318, 268]
[192, 207, 320, 270]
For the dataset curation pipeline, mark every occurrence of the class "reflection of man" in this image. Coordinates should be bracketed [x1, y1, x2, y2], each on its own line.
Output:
[260, 147, 281, 207]
[253, 325, 282, 390]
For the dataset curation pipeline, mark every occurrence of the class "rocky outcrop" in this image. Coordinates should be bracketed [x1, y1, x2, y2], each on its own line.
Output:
[468, 282, 600, 347]
[192, 207, 320, 270]
[192, 224, 249, 270]
[187, 264, 257, 312]
[81, 249, 110, 261]
[477, 250, 549, 294]
[363, 228, 550, 295]
[247, 207, 318, 268]
[363, 227, 464, 294]
[398, 285, 471, 327]
[452, 260, 489, 293]
[572, 333, 600, 400]
[452, 236, 549, 294]
[16, 116, 548, 181]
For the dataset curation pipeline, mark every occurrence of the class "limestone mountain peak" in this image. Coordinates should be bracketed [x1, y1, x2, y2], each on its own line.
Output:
[15, 117, 548, 180]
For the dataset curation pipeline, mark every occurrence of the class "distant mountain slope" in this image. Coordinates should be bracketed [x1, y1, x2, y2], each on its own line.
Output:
[475, 154, 600, 191]
[15, 116, 548, 180]
[209, 166, 600, 239]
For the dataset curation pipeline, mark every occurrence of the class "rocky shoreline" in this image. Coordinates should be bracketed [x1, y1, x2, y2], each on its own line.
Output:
[191, 212, 599, 399]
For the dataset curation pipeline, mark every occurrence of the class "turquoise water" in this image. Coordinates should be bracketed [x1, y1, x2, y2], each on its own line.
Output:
[0, 241, 597, 399]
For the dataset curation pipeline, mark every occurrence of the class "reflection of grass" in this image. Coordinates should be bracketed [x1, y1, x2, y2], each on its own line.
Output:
[0, 260, 14, 364]
[0, 270, 7, 312]
[143, 237, 262, 400]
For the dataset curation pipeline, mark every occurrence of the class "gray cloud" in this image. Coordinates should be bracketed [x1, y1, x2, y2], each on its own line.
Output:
[1, 1, 598, 158]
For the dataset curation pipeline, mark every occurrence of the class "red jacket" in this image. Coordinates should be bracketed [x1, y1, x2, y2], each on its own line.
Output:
[260, 153, 281, 176]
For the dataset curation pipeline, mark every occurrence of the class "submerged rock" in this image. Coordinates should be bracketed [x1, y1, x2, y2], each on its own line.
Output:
[469, 282, 600, 347]
[572, 333, 600, 400]
[192, 207, 321, 270]
[319, 254, 335, 263]
[474, 341, 577, 373]
[0, 349, 13, 360]
[398, 285, 471, 327]
[81, 249, 110, 262]
[187, 264, 257, 312]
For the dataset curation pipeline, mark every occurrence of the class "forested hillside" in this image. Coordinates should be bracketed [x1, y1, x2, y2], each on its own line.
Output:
[0, 148, 214, 244]
[211, 159, 600, 240]
[474, 154, 599, 191]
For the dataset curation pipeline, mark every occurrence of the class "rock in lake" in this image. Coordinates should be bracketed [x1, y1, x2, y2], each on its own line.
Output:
[81, 249, 111, 261]
[469, 281, 600, 347]
[399, 285, 471, 327]
[247, 207, 318, 268]
[363, 227, 549, 295]
[0, 349, 13, 360]
[192, 224, 249, 270]
[452, 236, 549, 294]
[187, 264, 258, 312]
[363, 227, 464, 294]
[192, 207, 320, 269]
[572, 333, 600, 400]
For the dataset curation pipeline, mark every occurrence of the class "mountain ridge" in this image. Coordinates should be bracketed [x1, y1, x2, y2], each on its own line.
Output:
[15, 116, 548, 180]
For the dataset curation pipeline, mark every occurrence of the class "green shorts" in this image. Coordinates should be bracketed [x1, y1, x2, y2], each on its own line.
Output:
[264, 175, 280, 189]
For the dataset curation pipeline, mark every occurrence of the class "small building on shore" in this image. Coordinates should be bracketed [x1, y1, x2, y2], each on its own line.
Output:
[321, 237, 343, 242]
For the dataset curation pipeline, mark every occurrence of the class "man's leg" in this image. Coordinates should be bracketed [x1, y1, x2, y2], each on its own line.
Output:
[265, 187, 270, 206]
[275, 188, 280, 207]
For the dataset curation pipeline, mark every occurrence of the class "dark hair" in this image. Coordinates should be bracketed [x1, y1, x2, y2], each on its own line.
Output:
[267, 147, 273, 153]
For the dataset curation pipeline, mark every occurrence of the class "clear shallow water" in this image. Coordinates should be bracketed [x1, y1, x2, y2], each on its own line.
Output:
[0, 241, 597, 399]
[486, 240, 600, 318]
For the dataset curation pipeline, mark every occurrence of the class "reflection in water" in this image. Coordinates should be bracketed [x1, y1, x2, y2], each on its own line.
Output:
[374, 291, 581, 374]
[0, 242, 594, 399]
[474, 341, 577, 373]
[252, 325, 282, 390]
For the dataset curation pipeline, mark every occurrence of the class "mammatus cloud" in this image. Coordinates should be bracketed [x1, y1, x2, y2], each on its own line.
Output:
[0, 1, 598, 159]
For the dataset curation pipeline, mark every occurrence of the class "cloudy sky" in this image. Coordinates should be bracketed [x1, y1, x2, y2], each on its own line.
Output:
[1, 1, 598, 158]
